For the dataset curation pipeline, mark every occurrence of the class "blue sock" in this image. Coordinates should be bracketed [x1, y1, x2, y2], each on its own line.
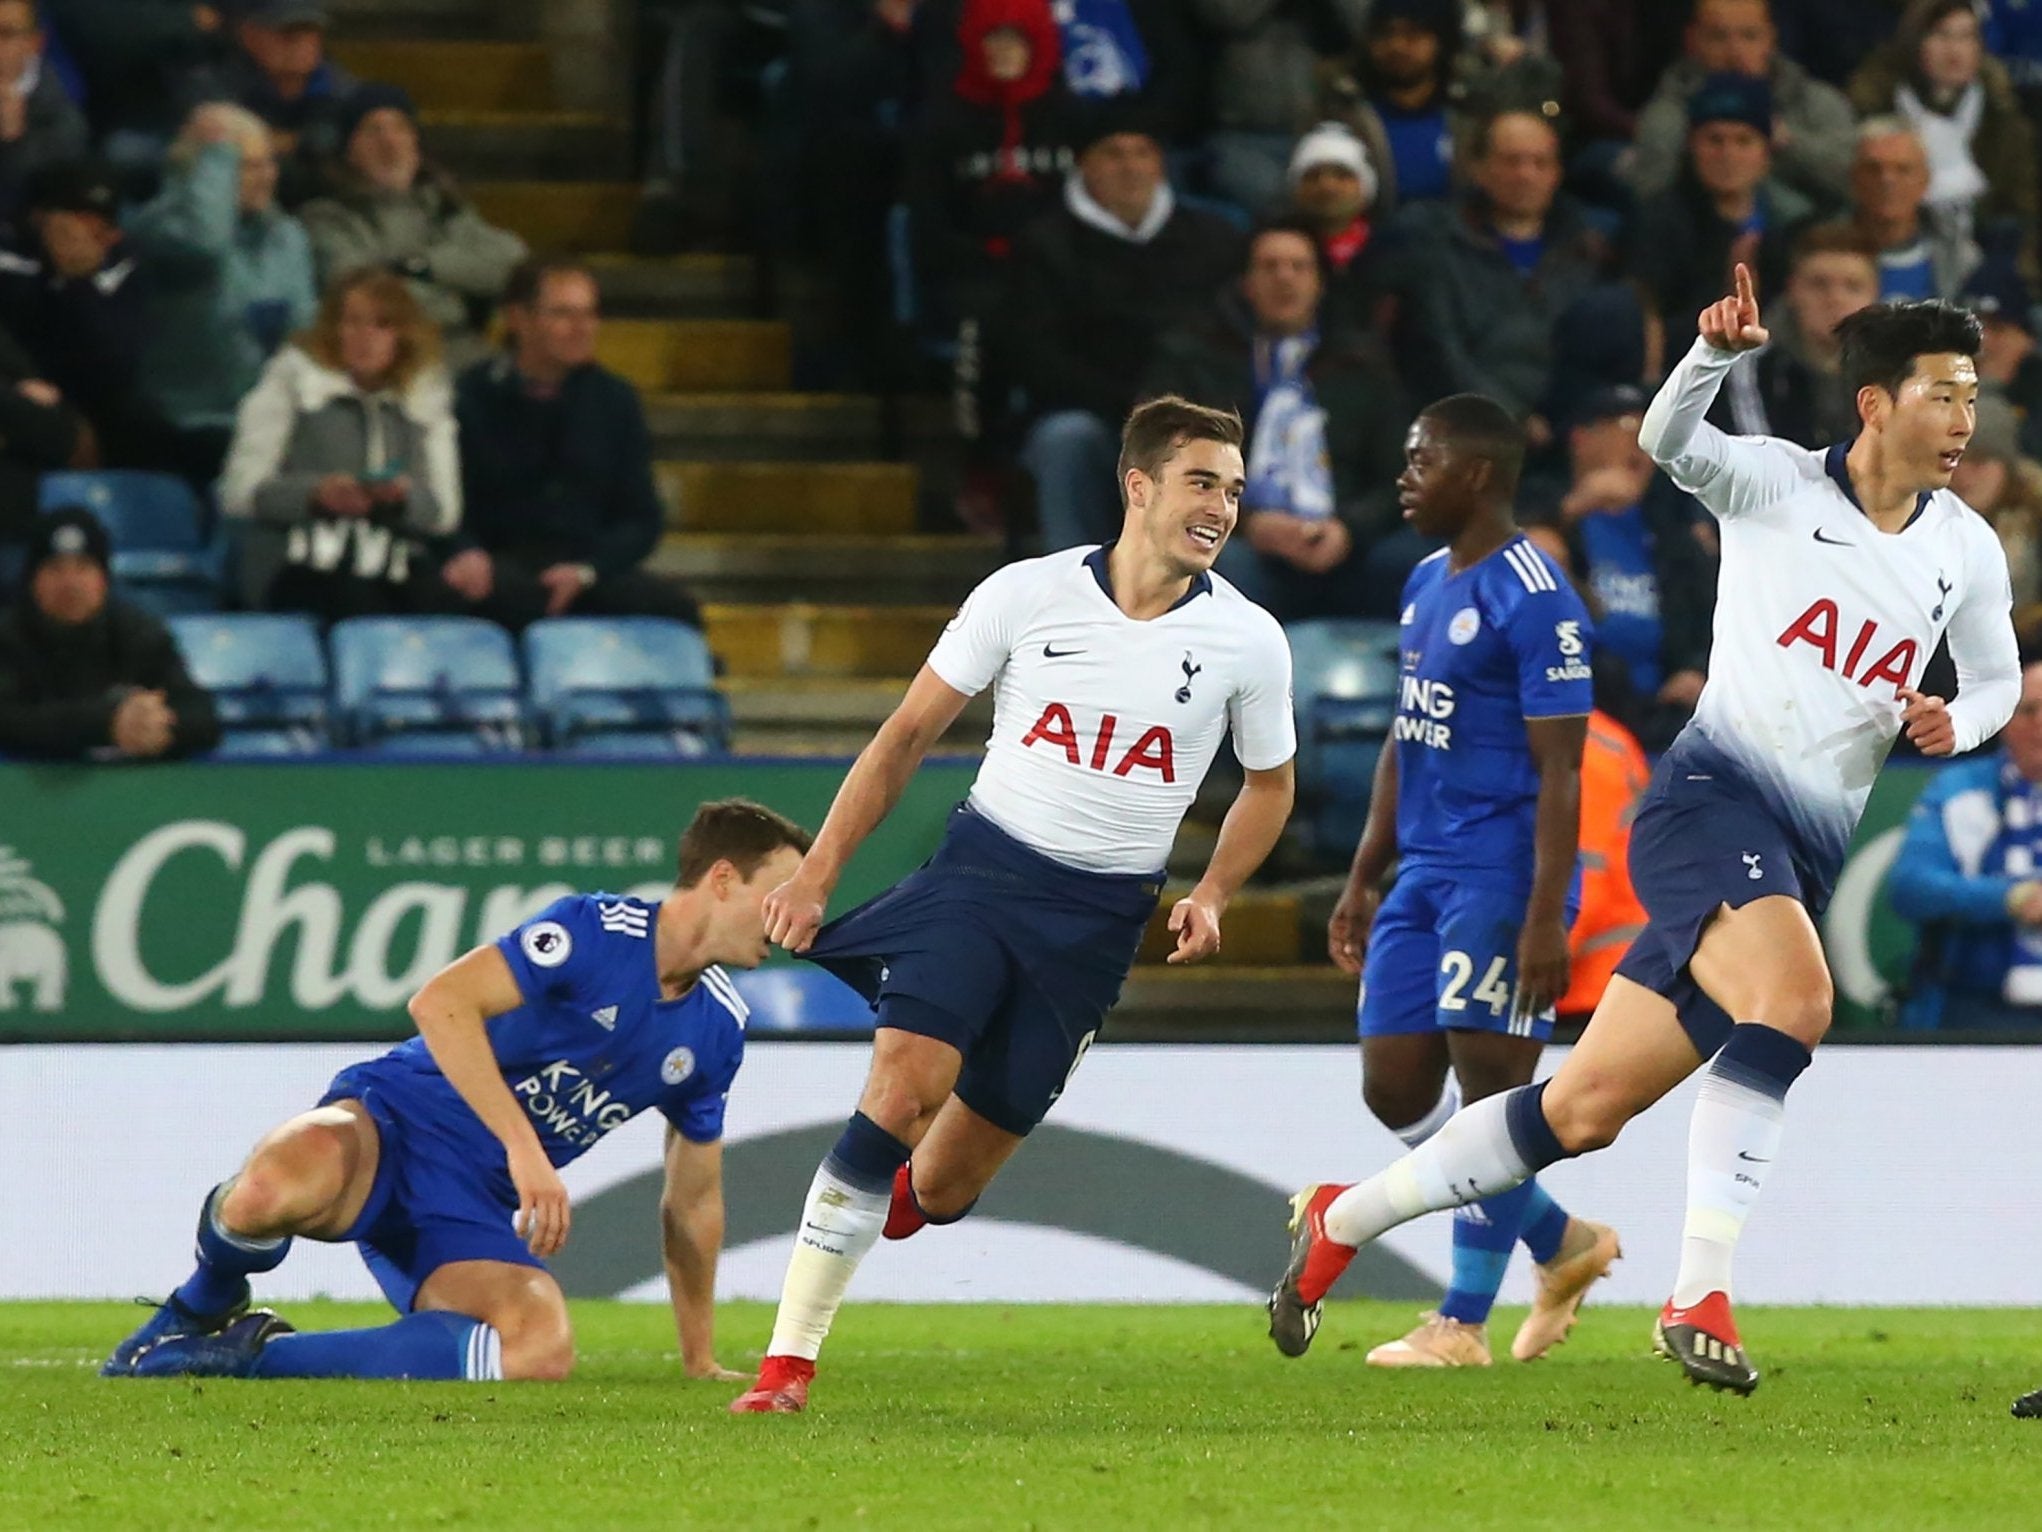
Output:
[826, 1109, 913, 1194]
[1439, 1179, 1535, 1325]
[251, 1310, 502, 1380]
[174, 1183, 291, 1318]
[1518, 1180, 1570, 1265]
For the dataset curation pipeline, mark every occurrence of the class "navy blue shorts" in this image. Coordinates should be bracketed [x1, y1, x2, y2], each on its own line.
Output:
[320, 1061, 543, 1313]
[1612, 753, 1828, 1057]
[805, 803, 1160, 1137]
[1359, 871, 1574, 1043]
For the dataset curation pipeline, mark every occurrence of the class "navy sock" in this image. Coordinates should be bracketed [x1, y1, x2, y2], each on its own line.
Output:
[825, 1110, 912, 1195]
[1712, 1021, 1813, 1097]
[174, 1183, 291, 1318]
[1504, 1082, 1573, 1172]
[252, 1311, 501, 1380]
[1439, 1180, 1534, 1325]
[1518, 1180, 1570, 1265]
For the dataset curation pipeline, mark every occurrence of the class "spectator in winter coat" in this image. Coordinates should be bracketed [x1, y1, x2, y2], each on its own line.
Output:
[1626, 0, 1857, 207]
[1192, 0, 1371, 213]
[1847, 116, 1980, 301]
[0, 0, 86, 235]
[1948, 395, 2042, 624]
[1848, 0, 2038, 282]
[0, 159, 183, 473]
[187, 0, 355, 207]
[299, 84, 527, 365]
[1394, 111, 1608, 424]
[905, 0, 1079, 334]
[44, 0, 226, 144]
[1144, 218, 1409, 619]
[1707, 220, 1881, 449]
[443, 259, 700, 633]
[217, 267, 459, 619]
[0, 506, 220, 761]
[1009, 108, 1242, 551]
[1284, 122, 1384, 337]
[1337, 0, 1464, 212]
[1627, 74, 1819, 357]
[1889, 658, 2042, 1029]
[129, 101, 316, 481]
[0, 315, 88, 548]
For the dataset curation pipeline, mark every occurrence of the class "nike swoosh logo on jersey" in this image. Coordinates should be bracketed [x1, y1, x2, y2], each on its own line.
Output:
[1812, 528, 1854, 546]
[1042, 644, 1084, 658]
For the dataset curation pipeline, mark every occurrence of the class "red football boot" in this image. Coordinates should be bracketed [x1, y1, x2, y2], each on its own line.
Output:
[883, 1163, 925, 1241]
[728, 1354, 815, 1414]
[1265, 1183, 1354, 1358]
[1653, 1291, 1759, 1395]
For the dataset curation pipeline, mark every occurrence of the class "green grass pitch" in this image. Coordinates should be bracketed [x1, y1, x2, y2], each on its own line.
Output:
[6, 1300, 2042, 1530]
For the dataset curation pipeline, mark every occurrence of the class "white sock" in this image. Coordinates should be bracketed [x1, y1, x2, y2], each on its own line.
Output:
[765, 1163, 890, 1361]
[1672, 1049, 1788, 1309]
[1391, 1078, 1462, 1148]
[1325, 1091, 1536, 1247]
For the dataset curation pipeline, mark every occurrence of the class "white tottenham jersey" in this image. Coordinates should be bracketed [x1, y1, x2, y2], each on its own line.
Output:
[927, 547, 1297, 875]
[1641, 337, 2021, 874]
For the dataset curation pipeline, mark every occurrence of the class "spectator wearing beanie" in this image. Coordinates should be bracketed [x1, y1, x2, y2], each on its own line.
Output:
[299, 83, 527, 365]
[1283, 122, 1388, 335]
[1628, 73, 1818, 356]
[0, 507, 220, 761]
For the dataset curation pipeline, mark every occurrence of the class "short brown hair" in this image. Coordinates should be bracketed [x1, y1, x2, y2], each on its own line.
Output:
[503, 256, 598, 311]
[297, 268, 441, 391]
[676, 798, 813, 887]
[1789, 220, 1879, 273]
[1117, 395, 1244, 503]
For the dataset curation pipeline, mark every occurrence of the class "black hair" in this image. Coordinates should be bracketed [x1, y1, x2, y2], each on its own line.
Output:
[1243, 215, 1330, 284]
[1417, 393, 1526, 496]
[1835, 300, 1983, 398]
[503, 255, 598, 310]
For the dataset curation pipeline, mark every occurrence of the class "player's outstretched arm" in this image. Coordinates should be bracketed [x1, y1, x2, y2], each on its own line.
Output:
[1171, 760, 1296, 964]
[1638, 264, 1797, 519]
[1328, 742, 1399, 976]
[408, 946, 573, 1256]
[659, 1128, 743, 1381]
[764, 664, 974, 953]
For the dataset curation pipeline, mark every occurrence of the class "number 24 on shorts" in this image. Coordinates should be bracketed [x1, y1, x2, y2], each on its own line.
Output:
[1439, 951, 1511, 1016]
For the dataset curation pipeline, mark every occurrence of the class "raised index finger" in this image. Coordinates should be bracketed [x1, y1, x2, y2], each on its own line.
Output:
[1733, 262, 1756, 310]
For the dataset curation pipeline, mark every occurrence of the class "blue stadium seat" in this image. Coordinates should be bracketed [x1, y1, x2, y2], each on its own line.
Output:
[41, 470, 222, 611]
[329, 616, 525, 751]
[1287, 619, 1403, 860]
[728, 966, 875, 1034]
[168, 613, 328, 755]
[522, 618, 728, 753]
[557, 729, 715, 760]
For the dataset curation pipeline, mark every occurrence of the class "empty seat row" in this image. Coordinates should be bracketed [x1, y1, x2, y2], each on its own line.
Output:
[169, 614, 727, 759]
[1286, 618, 1402, 863]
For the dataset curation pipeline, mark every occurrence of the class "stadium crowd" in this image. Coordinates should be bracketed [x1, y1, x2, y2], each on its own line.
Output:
[9, 0, 2042, 1023]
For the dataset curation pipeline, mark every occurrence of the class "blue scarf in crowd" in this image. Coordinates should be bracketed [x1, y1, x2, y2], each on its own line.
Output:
[1055, 0, 1149, 96]
[2001, 765, 2042, 1004]
[1244, 333, 1334, 521]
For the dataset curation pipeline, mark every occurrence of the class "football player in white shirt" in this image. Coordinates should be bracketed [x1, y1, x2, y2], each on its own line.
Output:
[1269, 267, 2020, 1394]
[732, 396, 1298, 1414]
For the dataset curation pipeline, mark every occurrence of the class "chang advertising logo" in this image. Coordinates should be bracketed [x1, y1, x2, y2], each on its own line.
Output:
[0, 847, 66, 1012]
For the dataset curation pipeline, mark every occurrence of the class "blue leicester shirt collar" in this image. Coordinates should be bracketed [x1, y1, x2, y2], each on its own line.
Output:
[1825, 441, 1931, 530]
[1085, 543, 1213, 613]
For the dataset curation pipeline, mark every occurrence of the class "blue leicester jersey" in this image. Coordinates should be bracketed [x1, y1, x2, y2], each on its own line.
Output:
[1393, 538, 1595, 888]
[367, 893, 747, 1172]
